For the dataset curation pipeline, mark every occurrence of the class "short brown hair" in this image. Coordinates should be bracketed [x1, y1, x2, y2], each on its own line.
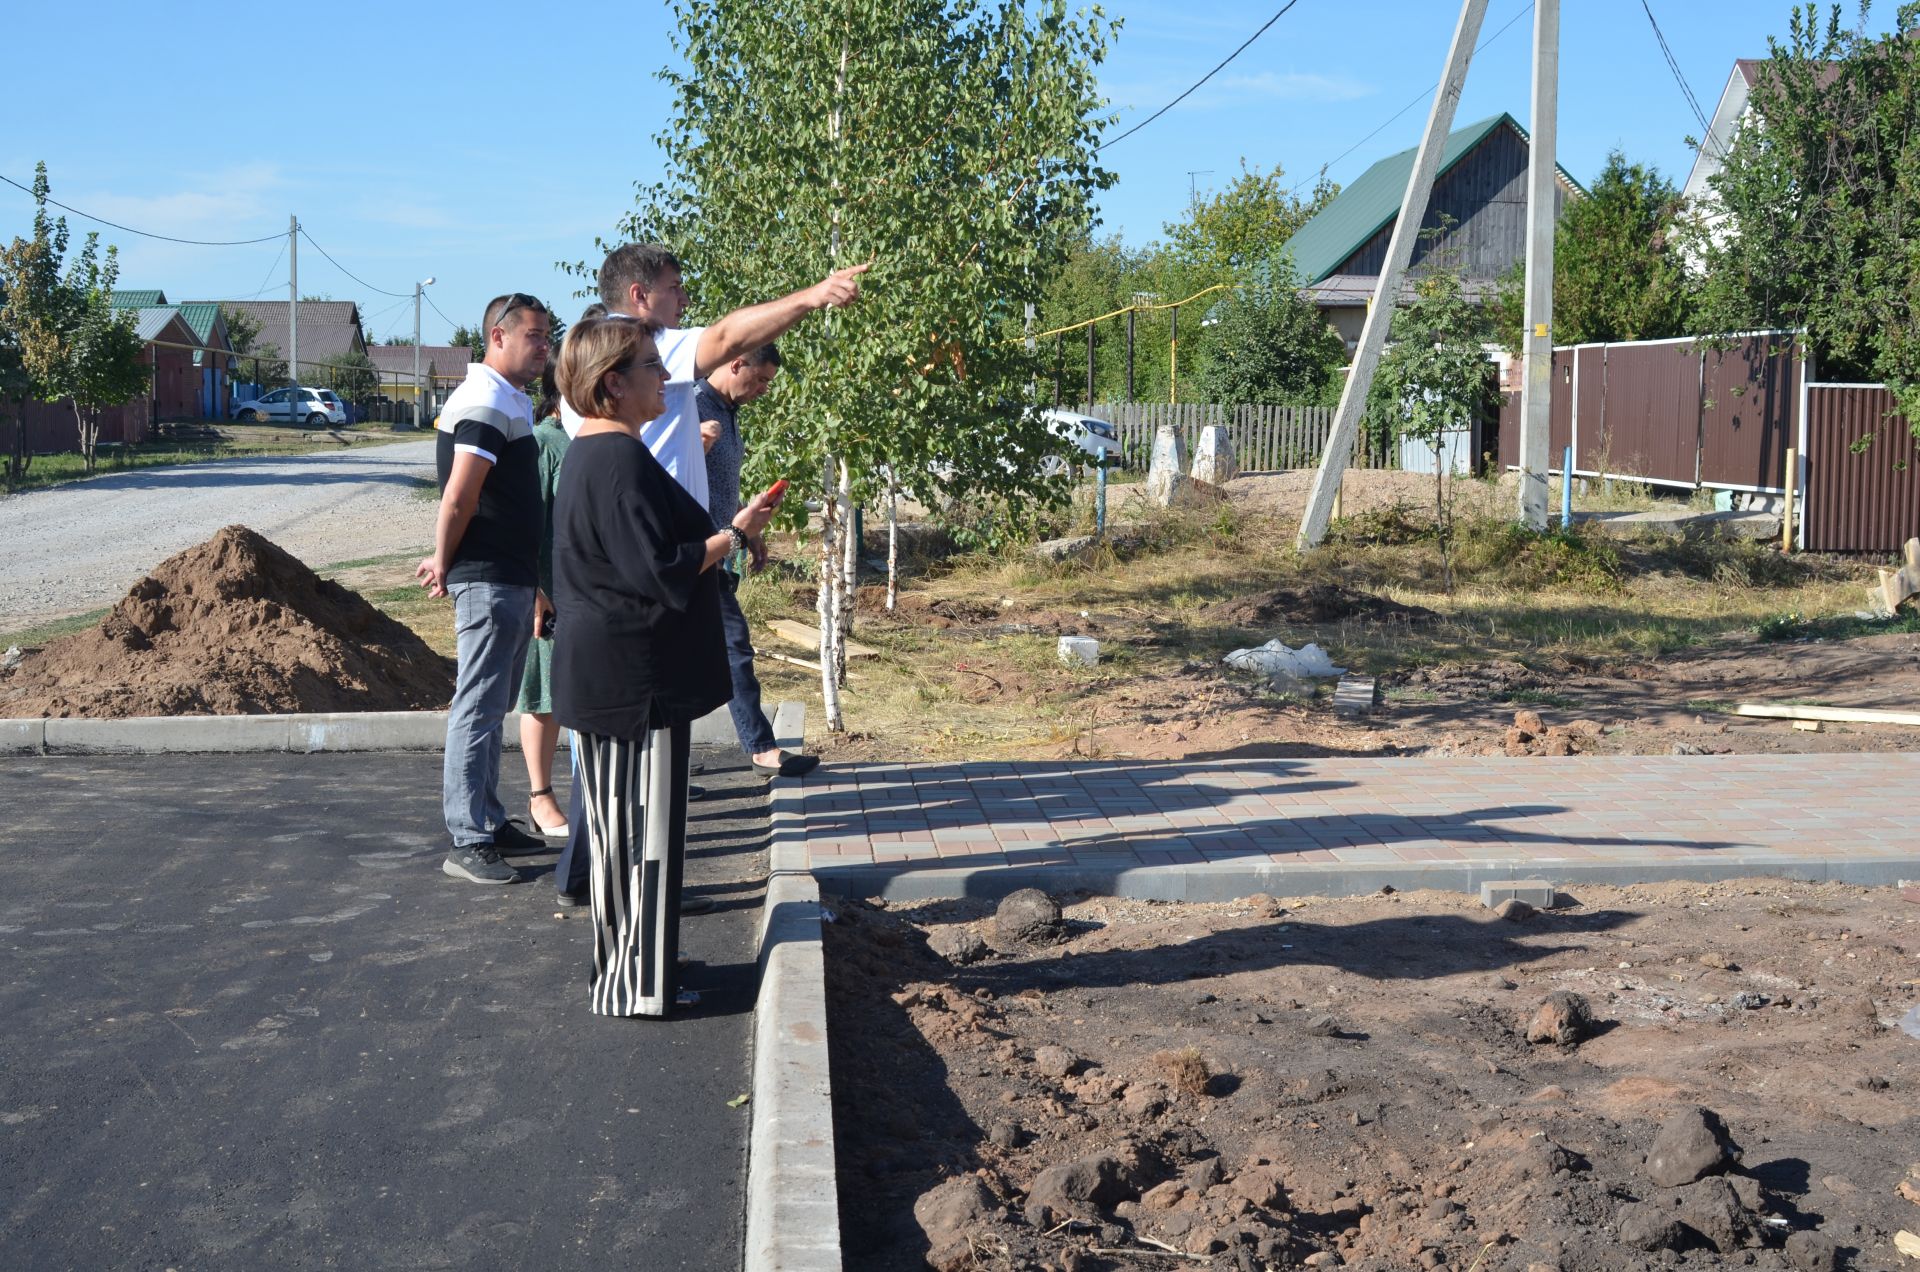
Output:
[481, 291, 546, 333]
[598, 243, 681, 310]
[555, 316, 648, 419]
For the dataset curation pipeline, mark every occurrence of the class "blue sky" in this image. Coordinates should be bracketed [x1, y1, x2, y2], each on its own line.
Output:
[0, 1, 1870, 346]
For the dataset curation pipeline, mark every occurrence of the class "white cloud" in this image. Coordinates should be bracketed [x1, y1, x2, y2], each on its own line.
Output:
[1212, 70, 1374, 102]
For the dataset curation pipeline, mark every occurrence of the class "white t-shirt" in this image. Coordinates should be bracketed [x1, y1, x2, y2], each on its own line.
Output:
[561, 323, 709, 511]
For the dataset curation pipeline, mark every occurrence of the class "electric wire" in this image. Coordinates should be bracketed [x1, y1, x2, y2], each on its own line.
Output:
[0, 170, 285, 245]
[1639, 0, 1717, 154]
[1099, 0, 1304, 152]
[424, 292, 460, 334]
[296, 227, 411, 298]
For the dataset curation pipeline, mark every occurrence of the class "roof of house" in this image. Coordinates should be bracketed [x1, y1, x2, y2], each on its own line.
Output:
[173, 301, 228, 348]
[109, 289, 168, 310]
[1281, 113, 1583, 285]
[130, 307, 190, 344]
[367, 343, 474, 378]
[190, 300, 366, 372]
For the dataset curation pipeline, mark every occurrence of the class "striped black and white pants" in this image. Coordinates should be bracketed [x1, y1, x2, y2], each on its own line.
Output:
[574, 724, 691, 1017]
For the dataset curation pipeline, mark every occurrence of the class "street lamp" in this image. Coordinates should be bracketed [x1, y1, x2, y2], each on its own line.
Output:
[413, 277, 435, 429]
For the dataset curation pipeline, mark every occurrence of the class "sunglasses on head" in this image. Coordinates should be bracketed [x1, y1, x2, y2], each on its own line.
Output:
[487, 292, 543, 330]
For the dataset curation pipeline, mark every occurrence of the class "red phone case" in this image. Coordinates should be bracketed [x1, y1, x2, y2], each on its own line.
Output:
[765, 478, 789, 503]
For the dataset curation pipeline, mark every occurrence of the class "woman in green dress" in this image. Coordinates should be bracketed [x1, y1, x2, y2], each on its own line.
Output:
[517, 359, 573, 836]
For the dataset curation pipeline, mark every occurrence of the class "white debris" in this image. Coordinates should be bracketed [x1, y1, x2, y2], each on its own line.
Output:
[1223, 639, 1346, 687]
[1057, 636, 1100, 667]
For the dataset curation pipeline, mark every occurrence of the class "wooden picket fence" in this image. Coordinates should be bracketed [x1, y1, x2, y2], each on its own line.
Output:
[1084, 402, 1395, 472]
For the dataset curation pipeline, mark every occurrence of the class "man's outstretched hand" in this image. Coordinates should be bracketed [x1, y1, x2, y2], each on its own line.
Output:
[811, 261, 871, 310]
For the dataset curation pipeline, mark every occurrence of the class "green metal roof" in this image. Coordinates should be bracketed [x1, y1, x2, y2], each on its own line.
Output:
[108, 289, 168, 310]
[1281, 113, 1582, 284]
[174, 301, 225, 346]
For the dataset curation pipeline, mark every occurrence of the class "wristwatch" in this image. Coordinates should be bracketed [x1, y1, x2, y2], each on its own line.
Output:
[726, 525, 750, 554]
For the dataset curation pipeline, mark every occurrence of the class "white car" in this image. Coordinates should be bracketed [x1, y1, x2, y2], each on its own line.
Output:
[230, 386, 344, 428]
[1037, 407, 1119, 476]
[1043, 407, 1119, 460]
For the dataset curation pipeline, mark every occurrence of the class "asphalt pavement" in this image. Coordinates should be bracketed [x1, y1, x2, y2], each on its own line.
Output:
[0, 746, 768, 1270]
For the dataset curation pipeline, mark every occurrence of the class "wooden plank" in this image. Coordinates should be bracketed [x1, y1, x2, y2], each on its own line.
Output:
[768, 618, 878, 659]
[1733, 703, 1920, 726]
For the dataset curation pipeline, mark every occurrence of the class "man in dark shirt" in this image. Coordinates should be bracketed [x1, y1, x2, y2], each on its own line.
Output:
[417, 293, 552, 884]
[697, 344, 819, 777]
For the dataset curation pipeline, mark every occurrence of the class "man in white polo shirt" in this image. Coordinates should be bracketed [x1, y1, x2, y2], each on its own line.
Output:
[552, 242, 867, 907]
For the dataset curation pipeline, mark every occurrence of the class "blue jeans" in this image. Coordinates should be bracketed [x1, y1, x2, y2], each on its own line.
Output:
[443, 580, 536, 848]
[719, 571, 777, 756]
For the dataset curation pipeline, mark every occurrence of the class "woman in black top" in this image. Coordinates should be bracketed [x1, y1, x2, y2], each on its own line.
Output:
[551, 316, 776, 1017]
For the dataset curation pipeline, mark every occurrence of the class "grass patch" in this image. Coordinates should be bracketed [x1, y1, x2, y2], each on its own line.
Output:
[1499, 688, 1580, 709]
[1757, 608, 1920, 643]
[0, 607, 109, 649]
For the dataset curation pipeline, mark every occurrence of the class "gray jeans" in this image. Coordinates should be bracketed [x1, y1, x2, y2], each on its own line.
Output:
[443, 580, 536, 847]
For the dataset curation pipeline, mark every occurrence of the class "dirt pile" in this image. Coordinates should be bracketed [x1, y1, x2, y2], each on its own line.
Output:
[0, 525, 453, 718]
[1203, 582, 1436, 630]
[826, 881, 1920, 1271]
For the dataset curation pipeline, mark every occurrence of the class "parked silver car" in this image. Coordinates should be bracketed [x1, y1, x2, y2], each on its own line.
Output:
[230, 386, 344, 428]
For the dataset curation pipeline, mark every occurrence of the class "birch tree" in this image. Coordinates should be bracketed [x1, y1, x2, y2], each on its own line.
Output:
[631, 0, 1116, 730]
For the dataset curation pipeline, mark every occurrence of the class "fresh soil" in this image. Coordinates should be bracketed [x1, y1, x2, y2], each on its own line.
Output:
[0, 525, 453, 717]
[1200, 583, 1438, 631]
[825, 878, 1920, 1271]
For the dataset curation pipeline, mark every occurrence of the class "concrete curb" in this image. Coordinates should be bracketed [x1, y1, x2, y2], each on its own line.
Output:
[806, 853, 1920, 903]
[0, 706, 741, 756]
[744, 702, 842, 1272]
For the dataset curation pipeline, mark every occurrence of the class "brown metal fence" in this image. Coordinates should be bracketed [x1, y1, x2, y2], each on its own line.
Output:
[1801, 385, 1920, 553]
[1497, 332, 1801, 492]
[1087, 402, 1396, 472]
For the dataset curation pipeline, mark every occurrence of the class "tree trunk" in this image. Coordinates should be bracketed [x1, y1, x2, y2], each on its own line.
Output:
[834, 459, 855, 690]
[886, 473, 899, 612]
[817, 454, 845, 732]
[71, 399, 97, 473]
[1435, 447, 1454, 594]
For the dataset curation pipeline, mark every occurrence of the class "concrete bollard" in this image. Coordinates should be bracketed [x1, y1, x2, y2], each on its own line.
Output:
[1145, 425, 1188, 506]
[1190, 424, 1238, 485]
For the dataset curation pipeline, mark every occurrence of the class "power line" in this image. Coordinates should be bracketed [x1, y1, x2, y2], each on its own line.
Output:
[424, 292, 459, 333]
[1287, 1, 1535, 196]
[1639, 0, 1715, 149]
[296, 227, 410, 298]
[1099, 0, 1304, 152]
[242, 237, 288, 301]
[0, 170, 284, 246]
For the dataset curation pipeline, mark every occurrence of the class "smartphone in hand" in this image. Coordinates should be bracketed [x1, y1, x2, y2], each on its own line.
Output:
[763, 478, 789, 505]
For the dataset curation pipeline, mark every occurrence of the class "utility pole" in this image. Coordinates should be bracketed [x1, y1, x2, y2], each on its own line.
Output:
[1517, 0, 1561, 530]
[1085, 324, 1095, 409]
[1125, 308, 1136, 403]
[1186, 169, 1214, 202]
[288, 215, 298, 389]
[1296, 0, 1489, 549]
[413, 277, 435, 430]
[1169, 305, 1179, 404]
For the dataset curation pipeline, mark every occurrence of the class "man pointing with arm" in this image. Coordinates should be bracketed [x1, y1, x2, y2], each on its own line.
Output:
[551, 244, 866, 908]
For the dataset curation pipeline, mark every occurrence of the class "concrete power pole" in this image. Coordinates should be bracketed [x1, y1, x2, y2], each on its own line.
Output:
[1517, 0, 1561, 530]
[1296, 0, 1490, 550]
[413, 278, 434, 430]
[287, 215, 298, 389]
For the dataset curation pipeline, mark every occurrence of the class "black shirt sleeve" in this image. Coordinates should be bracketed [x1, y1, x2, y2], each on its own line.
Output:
[606, 480, 710, 613]
[451, 416, 508, 464]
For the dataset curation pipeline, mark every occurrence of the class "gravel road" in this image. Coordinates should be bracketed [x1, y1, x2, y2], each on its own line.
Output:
[0, 440, 439, 627]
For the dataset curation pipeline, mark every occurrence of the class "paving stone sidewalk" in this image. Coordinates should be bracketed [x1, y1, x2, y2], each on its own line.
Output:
[789, 752, 1920, 898]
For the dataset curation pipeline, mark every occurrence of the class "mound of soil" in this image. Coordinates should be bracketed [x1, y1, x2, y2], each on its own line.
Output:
[0, 525, 453, 718]
[827, 880, 1920, 1272]
[1204, 582, 1436, 629]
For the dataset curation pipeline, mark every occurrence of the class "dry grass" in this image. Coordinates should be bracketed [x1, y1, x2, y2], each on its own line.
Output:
[1149, 1047, 1214, 1099]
